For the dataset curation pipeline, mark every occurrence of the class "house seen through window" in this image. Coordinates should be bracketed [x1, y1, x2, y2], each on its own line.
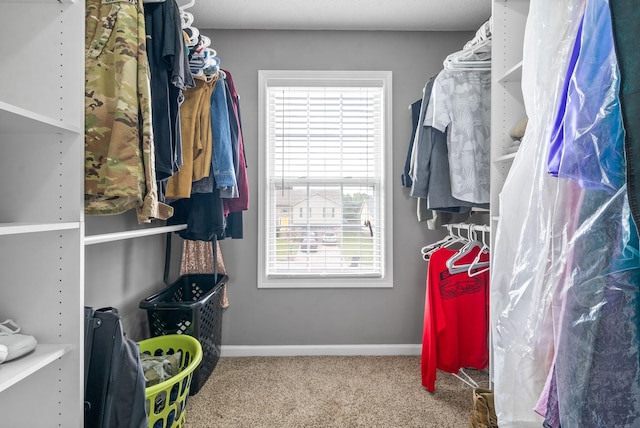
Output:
[258, 70, 393, 288]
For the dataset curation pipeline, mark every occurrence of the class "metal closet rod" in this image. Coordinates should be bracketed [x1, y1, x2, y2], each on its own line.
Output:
[84, 224, 187, 245]
[447, 222, 491, 233]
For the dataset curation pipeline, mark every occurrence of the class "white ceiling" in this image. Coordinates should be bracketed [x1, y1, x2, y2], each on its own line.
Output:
[179, 0, 492, 32]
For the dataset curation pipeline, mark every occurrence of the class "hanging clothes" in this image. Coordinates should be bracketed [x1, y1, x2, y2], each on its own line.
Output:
[491, 0, 640, 426]
[167, 185, 225, 242]
[545, 0, 640, 425]
[144, 0, 195, 187]
[406, 92, 469, 229]
[552, 0, 625, 193]
[421, 245, 490, 392]
[222, 69, 249, 214]
[165, 76, 217, 199]
[405, 34, 491, 231]
[85, 0, 171, 223]
[423, 68, 491, 205]
[491, 0, 585, 425]
[210, 73, 238, 197]
[221, 70, 249, 239]
[401, 99, 422, 189]
[411, 76, 476, 212]
[145, 1, 248, 240]
[180, 239, 230, 309]
[405, 75, 488, 229]
[191, 78, 217, 182]
[547, 18, 583, 177]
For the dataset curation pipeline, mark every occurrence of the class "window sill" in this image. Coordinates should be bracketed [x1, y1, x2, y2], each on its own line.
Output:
[258, 276, 393, 289]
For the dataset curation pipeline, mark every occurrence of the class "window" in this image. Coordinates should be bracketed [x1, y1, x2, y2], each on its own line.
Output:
[258, 70, 393, 288]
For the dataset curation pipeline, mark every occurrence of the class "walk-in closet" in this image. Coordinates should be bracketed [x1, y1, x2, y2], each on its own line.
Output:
[0, 0, 638, 426]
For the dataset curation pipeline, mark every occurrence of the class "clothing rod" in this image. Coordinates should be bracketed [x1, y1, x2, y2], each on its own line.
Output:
[84, 224, 187, 246]
[447, 223, 491, 233]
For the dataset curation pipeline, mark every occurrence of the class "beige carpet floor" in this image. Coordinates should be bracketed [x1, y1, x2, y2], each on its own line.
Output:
[184, 356, 489, 428]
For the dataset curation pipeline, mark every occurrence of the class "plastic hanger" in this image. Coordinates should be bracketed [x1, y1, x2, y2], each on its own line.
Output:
[446, 238, 481, 272]
[181, 11, 194, 29]
[446, 225, 488, 274]
[185, 26, 200, 47]
[453, 368, 480, 389]
[441, 225, 468, 249]
[423, 225, 468, 261]
[467, 229, 490, 277]
[421, 225, 454, 256]
[178, 0, 195, 11]
[443, 37, 492, 71]
[463, 18, 493, 50]
[200, 35, 212, 49]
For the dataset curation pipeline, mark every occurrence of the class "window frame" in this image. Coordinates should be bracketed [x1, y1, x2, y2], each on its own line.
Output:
[257, 70, 393, 289]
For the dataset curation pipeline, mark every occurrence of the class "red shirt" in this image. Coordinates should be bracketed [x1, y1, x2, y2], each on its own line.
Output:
[421, 246, 489, 392]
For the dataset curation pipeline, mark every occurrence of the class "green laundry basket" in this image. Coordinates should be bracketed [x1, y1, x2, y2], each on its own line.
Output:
[138, 334, 202, 428]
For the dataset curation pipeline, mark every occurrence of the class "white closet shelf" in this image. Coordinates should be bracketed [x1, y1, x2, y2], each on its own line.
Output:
[0, 222, 80, 236]
[85, 224, 187, 245]
[0, 101, 81, 135]
[493, 152, 517, 163]
[498, 61, 523, 83]
[0, 343, 72, 393]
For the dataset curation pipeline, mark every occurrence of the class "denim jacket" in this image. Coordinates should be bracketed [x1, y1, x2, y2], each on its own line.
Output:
[210, 76, 238, 192]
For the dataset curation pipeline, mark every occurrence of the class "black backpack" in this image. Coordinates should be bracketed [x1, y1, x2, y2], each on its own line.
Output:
[84, 307, 148, 428]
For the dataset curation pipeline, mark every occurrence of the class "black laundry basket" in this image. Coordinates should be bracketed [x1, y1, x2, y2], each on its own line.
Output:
[139, 273, 228, 395]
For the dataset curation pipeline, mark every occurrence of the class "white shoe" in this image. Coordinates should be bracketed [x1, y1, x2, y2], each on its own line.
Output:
[0, 334, 36, 362]
[0, 319, 20, 335]
[0, 344, 7, 364]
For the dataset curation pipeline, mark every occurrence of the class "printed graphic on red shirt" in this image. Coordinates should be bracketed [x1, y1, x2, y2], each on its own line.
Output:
[439, 267, 485, 299]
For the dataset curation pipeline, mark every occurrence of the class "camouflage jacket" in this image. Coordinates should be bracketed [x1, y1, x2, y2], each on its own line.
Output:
[85, 0, 172, 223]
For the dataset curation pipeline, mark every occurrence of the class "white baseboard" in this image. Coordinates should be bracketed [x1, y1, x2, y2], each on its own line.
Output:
[220, 344, 422, 357]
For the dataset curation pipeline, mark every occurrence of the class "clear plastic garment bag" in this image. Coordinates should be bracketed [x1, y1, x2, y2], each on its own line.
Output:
[492, 0, 640, 427]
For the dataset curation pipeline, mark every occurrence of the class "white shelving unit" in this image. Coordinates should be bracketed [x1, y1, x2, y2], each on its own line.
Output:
[490, 0, 530, 243]
[490, 0, 530, 385]
[0, 0, 84, 426]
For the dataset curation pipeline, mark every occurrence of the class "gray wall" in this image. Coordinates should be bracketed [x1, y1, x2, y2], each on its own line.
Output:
[85, 212, 171, 340]
[84, 29, 485, 348]
[206, 29, 477, 347]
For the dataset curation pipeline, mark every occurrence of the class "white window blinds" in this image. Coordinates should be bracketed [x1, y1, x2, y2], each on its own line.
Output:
[258, 71, 392, 287]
